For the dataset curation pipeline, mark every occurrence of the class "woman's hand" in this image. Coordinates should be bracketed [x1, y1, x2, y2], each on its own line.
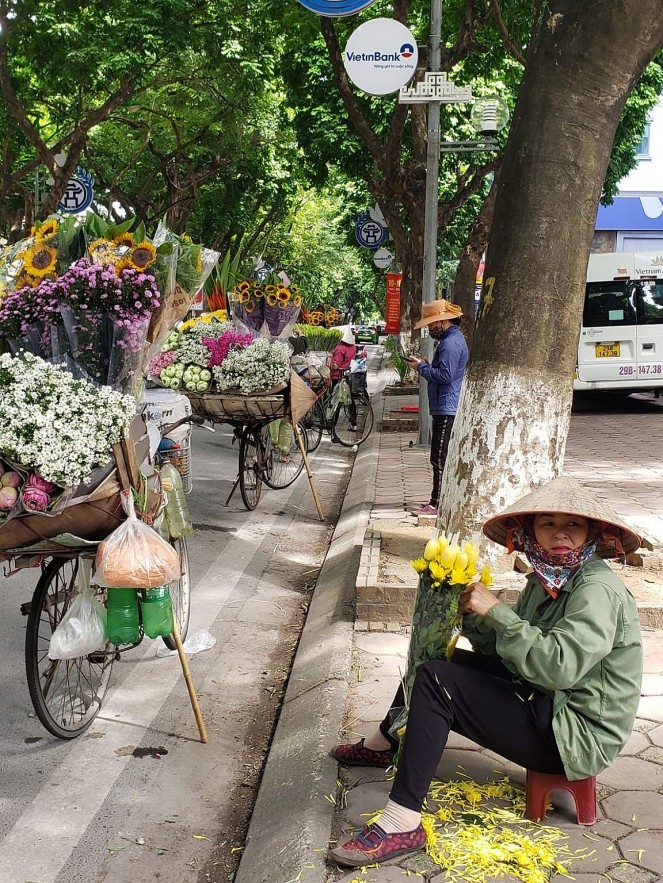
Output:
[459, 581, 499, 616]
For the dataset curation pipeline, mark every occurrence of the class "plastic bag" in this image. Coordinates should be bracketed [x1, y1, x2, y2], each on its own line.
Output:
[49, 563, 107, 660]
[155, 628, 216, 658]
[331, 379, 352, 406]
[95, 490, 180, 588]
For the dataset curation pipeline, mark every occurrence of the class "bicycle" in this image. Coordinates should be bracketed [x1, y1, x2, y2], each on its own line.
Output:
[16, 416, 200, 739]
[228, 417, 307, 511]
[303, 371, 374, 452]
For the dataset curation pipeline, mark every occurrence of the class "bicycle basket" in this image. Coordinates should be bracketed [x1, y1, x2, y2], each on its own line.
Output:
[348, 371, 368, 396]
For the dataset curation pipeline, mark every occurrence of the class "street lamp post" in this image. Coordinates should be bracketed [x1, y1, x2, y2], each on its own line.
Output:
[417, 0, 442, 448]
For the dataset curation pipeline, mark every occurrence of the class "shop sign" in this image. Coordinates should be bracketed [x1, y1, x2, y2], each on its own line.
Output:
[385, 272, 402, 333]
[343, 18, 418, 96]
[56, 166, 94, 214]
[298, 0, 377, 15]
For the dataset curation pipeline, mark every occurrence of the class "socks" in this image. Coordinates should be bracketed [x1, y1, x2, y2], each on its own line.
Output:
[362, 730, 392, 751]
[377, 798, 422, 834]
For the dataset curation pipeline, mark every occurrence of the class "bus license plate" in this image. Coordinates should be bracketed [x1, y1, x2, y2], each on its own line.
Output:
[595, 343, 620, 358]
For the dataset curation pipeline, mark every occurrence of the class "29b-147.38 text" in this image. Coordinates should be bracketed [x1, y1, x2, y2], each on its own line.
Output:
[618, 365, 663, 375]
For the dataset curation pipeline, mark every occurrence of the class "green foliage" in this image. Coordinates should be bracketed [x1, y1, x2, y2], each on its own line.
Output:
[383, 335, 412, 383]
[293, 325, 342, 352]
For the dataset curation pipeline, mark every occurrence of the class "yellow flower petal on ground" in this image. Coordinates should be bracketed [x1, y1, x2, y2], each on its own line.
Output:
[411, 557, 429, 574]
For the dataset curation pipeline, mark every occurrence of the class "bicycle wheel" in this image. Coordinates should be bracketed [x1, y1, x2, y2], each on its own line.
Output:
[302, 399, 324, 452]
[239, 426, 262, 510]
[332, 394, 374, 447]
[25, 557, 114, 739]
[162, 536, 191, 651]
[261, 419, 305, 489]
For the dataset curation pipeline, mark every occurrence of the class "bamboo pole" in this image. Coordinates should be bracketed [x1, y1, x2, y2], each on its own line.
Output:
[294, 423, 324, 522]
[171, 619, 208, 743]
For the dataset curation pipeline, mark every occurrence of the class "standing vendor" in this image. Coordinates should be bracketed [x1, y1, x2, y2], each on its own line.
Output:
[406, 299, 468, 517]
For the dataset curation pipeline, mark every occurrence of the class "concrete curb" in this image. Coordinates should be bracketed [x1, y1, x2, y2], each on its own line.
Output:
[234, 397, 383, 883]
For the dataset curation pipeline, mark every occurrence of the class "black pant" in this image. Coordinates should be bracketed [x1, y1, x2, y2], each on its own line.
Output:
[430, 415, 455, 507]
[378, 649, 564, 812]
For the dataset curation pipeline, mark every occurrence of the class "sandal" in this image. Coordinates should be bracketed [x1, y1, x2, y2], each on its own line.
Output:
[332, 738, 394, 768]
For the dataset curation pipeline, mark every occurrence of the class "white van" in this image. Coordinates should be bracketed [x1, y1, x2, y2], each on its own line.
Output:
[574, 251, 663, 392]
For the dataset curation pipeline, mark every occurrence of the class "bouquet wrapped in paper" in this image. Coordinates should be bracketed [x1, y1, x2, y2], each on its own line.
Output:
[145, 223, 219, 360]
[390, 532, 493, 742]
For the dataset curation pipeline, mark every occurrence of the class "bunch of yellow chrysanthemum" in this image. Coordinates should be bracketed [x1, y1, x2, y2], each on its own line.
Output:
[411, 533, 493, 588]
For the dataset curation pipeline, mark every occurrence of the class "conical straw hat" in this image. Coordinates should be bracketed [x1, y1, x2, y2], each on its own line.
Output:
[482, 474, 641, 557]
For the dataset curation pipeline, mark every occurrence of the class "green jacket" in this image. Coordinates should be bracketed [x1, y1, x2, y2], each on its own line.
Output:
[462, 556, 643, 780]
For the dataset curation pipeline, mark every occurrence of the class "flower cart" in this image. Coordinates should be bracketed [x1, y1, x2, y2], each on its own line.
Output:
[147, 274, 324, 517]
[0, 213, 218, 742]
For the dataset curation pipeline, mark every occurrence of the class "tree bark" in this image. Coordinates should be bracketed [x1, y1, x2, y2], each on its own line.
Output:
[438, 0, 663, 546]
[452, 180, 498, 346]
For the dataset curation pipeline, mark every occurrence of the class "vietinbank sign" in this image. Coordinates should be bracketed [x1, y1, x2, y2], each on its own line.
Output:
[343, 19, 418, 96]
[298, 0, 377, 14]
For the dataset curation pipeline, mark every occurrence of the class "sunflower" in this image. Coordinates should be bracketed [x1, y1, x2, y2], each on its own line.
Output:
[36, 218, 59, 240]
[113, 232, 134, 251]
[14, 271, 40, 289]
[128, 240, 157, 270]
[290, 284, 299, 296]
[113, 257, 134, 275]
[264, 284, 276, 294]
[21, 242, 58, 277]
[294, 294, 302, 308]
[244, 300, 255, 313]
[253, 287, 264, 299]
[238, 290, 250, 304]
[238, 281, 250, 291]
[266, 292, 278, 306]
[309, 310, 323, 326]
[277, 289, 290, 303]
[88, 238, 115, 264]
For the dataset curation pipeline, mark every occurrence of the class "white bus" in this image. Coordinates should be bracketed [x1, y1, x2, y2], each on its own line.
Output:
[574, 251, 663, 392]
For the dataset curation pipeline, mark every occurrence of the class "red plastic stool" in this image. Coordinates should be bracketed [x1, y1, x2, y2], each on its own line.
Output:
[525, 770, 597, 825]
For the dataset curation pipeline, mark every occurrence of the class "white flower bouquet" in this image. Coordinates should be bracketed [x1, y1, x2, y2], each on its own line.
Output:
[0, 353, 135, 491]
[213, 338, 290, 395]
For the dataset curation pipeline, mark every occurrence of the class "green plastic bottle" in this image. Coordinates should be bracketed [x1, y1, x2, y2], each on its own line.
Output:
[106, 588, 140, 645]
[140, 585, 175, 639]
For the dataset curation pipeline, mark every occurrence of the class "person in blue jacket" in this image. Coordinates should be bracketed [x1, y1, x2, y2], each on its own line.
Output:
[405, 299, 468, 516]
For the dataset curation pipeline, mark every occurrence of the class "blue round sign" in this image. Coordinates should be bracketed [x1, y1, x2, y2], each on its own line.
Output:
[57, 165, 94, 215]
[355, 211, 388, 249]
[298, 0, 377, 16]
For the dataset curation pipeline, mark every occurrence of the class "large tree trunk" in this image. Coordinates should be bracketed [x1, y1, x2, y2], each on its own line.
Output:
[438, 0, 663, 544]
[453, 182, 498, 348]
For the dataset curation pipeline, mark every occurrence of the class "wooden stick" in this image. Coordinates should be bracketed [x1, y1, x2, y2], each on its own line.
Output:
[171, 619, 208, 743]
[112, 443, 132, 493]
[294, 423, 324, 522]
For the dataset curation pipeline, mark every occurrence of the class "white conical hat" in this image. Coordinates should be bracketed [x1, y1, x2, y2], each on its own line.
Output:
[482, 474, 641, 557]
[340, 326, 355, 345]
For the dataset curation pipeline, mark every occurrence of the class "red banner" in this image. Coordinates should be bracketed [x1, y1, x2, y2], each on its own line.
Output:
[384, 273, 402, 334]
